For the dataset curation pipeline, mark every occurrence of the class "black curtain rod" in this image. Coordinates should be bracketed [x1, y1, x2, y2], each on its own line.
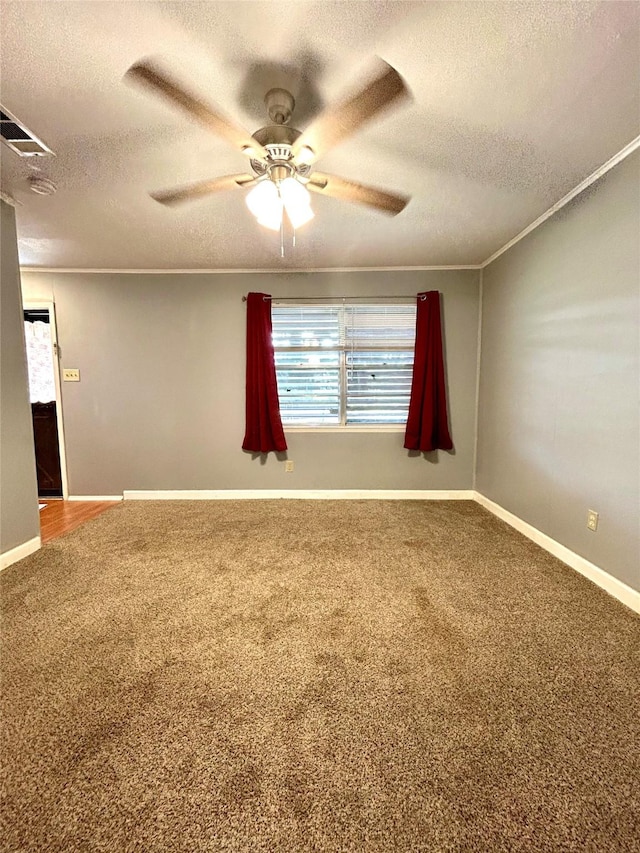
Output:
[242, 294, 426, 302]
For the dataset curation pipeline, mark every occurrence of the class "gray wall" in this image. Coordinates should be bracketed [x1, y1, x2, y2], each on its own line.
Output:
[1, 201, 40, 555]
[21, 269, 480, 495]
[476, 151, 640, 591]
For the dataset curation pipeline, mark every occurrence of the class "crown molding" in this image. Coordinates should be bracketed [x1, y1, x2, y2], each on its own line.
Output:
[18, 265, 482, 274]
[1, 190, 21, 207]
[480, 134, 640, 268]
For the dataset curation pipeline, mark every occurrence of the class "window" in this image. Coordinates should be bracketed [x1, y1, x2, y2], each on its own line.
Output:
[272, 302, 416, 427]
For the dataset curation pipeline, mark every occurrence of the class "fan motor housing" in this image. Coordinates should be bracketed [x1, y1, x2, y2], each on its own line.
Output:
[249, 128, 312, 180]
[252, 124, 301, 148]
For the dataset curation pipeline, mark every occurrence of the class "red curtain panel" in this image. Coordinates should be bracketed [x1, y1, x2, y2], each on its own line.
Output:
[404, 291, 453, 452]
[242, 292, 288, 453]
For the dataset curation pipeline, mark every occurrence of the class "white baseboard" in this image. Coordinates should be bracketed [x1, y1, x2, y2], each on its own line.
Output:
[68, 495, 123, 501]
[1, 536, 41, 571]
[124, 489, 476, 501]
[474, 492, 640, 614]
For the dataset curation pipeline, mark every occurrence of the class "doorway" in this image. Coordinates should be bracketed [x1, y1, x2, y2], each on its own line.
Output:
[23, 302, 68, 499]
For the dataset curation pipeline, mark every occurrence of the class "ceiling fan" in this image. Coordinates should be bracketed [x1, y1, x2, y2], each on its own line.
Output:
[125, 57, 411, 231]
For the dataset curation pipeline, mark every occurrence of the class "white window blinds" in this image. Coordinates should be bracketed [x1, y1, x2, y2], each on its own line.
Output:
[272, 302, 416, 426]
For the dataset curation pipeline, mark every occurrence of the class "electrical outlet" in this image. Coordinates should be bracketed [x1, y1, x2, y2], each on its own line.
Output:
[63, 368, 80, 382]
[587, 510, 599, 531]
[285, 460, 294, 473]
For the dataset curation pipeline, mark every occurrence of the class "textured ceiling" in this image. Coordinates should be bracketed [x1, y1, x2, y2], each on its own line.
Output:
[1, 1, 638, 270]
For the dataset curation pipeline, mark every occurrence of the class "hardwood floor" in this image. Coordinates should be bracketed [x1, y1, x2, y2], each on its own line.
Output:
[39, 500, 119, 544]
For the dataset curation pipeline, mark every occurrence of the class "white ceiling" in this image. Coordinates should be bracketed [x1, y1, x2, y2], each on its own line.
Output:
[1, 1, 638, 270]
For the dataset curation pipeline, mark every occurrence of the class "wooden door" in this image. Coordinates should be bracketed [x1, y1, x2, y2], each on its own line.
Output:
[31, 401, 63, 497]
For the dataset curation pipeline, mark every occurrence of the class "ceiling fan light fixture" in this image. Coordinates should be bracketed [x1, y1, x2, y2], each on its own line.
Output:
[246, 175, 313, 231]
[129, 57, 411, 223]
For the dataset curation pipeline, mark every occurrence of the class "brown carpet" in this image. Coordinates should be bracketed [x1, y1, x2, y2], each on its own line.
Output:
[1, 500, 639, 852]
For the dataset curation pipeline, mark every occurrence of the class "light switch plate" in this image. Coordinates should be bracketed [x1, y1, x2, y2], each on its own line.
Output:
[63, 368, 80, 382]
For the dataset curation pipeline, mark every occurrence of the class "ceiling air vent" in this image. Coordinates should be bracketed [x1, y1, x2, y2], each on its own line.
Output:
[0, 107, 53, 157]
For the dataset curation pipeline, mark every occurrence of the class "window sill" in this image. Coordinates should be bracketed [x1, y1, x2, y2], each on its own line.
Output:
[283, 426, 406, 433]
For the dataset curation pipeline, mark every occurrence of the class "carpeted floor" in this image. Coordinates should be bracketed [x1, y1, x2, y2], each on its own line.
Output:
[1, 500, 639, 852]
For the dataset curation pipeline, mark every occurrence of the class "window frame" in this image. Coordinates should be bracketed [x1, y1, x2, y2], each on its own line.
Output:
[272, 300, 416, 432]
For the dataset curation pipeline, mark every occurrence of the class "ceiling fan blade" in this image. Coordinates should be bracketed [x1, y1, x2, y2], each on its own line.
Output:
[307, 172, 409, 215]
[125, 60, 268, 160]
[150, 173, 256, 207]
[292, 59, 409, 164]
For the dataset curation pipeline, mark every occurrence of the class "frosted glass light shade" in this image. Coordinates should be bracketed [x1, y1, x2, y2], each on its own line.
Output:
[246, 180, 280, 219]
[257, 202, 283, 231]
[279, 177, 310, 208]
[296, 145, 315, 165]
[280, 177, 313, 229]
[285, 203, 314, 228]
[246, 176, 314, 231]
